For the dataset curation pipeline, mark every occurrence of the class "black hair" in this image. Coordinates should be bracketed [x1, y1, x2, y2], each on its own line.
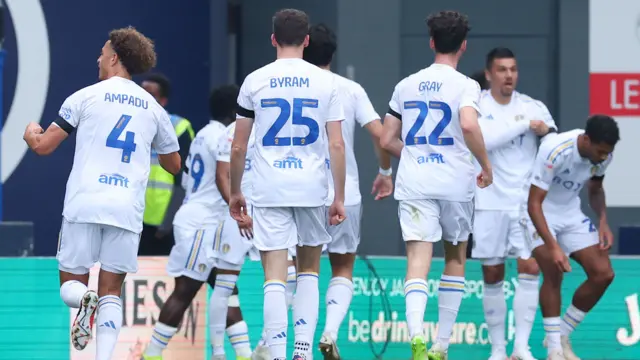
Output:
[144, 73, 171, 99]
[469, 70, 489, 90]
[585, 114, 620, 146]
[485, 47, 516, 70]
[425, 11, 470, 54]
[209, 84, 240, 125]
[303, 23, 337, 67]
[272, 9, 310, 47]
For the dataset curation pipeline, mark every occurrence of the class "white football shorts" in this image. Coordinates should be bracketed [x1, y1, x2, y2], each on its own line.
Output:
[472, 209, 531, 264]
[524, 209, 599, 255]
[252, 206, 331, 251]
[167, 225, 217, 282]
[398, 199, 473, 244]
[326, 203, 362, 254]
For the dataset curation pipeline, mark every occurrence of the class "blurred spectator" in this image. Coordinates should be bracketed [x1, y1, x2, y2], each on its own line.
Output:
[470, 70, 489, 90]
[139, 73, 195, 255]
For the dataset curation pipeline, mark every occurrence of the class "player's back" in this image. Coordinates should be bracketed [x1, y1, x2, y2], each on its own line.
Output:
[173, 122, 228, 229]
[242, 58, 343, 207]
[325, 74, 379, 206]
[393, 64, 479, 202]
[63, 76, 169, 233]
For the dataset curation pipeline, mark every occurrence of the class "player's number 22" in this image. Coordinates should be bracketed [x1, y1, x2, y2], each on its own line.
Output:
[404, 101, 453, 146]
[106, 114, 137, 163]
[261, 98, 319, 146]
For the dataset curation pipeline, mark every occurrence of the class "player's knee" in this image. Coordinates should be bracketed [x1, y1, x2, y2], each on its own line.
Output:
[481, 262, 505, 284]
[590, 266, 615, 288]
[517, 257, 540, 276]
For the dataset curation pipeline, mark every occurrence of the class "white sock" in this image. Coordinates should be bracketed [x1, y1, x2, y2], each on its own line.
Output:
[482, 281, 506, 352]
[437, 275, 465, 350]
[286, 265, 297, 308]
[543, 317, 562, 353]
[264, 281, 288, 359]
[60, 280, 87, 308]
[293, 272, 319, 358]
[257, 329, 267, 347]
[560, 304, 586, 337]
[226, 320, 252, 358]
[145, 322, 178, 356]
[323, 277, 354, 341]
[95, 295, 123, 360]
[514, 274, 540, 350]
[404, 278, 428, 338]
[209, 274, 238, 356]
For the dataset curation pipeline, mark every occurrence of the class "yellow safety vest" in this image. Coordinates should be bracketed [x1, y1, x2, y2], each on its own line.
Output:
[143, 114, 195, 226]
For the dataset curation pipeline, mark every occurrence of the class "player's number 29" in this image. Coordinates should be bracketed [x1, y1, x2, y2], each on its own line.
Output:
[261, 98, 319, 147]
[404, 101, 453, 146]
[106, 114, 137, 163]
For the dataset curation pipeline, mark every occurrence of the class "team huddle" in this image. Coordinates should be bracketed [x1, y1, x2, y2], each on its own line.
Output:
[21, 8, 619, 360]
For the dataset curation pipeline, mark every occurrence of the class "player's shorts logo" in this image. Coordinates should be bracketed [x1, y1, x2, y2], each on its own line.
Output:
[532, 231, 539, 239]
[222, 243, 231, 254]
[591, 165, 598, 175]
[198, 263, 207, 273]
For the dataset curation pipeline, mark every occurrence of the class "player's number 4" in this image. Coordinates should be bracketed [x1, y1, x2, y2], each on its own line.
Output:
[261, 97, 319, 146]
[106, 114, 137, 163]
[404, 101, 453, 146]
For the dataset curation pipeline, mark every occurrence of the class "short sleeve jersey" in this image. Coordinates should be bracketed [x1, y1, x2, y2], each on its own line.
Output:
[475, 91, 558, 210]
[55, 76, 179, 233]
[325, 73, 380, 206]
[530, 129, 612, 212]
[172, 121, 228, 229]
[216, 121, 257, 203]
[236, 58, 345, 207]
[388, 63, 481, 202]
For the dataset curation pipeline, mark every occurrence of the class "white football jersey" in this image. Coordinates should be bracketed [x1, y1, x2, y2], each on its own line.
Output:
[325, 73, 380, 206]
[475, 91, 557, 210]
[55, 76, 179, 233]
[236, 58, 345, 207]
[530, 129, 611, 213]
[173, 121, 228, 229]
[217, 121, 257, 202]
[389, 63, 481, 202]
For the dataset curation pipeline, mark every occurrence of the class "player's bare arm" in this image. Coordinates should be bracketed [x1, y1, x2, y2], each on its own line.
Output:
[528, 185, 571, 272]
[587, 175, 614, 250]
[460, 106, 492, 187]
[364, 120, 393, 200]
[23, 121, 68, 155]
[229, 117, 253, 221]
[327, 121, 347, 225]
[380, 114, 404, 158]
[158, 152, 181, 175]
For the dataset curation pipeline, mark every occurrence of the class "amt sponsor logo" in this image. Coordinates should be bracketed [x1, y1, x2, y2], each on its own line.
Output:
[273, 156, 303, 169]
[417, 153, 445, 164]
[98, 173, 130, 188]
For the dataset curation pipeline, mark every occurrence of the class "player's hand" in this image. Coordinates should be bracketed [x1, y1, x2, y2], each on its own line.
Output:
[23, 122, 43, 141]
[529, 120, 549, 136]
[328, 200, 347, 226]
[237, 215, 254, 240]
[550, 245, 572, 272]
[371, 173, 393, 200]
[598, 220, 614, 250]
[476, 168, 493, 188]
[229, 192, 248, 223]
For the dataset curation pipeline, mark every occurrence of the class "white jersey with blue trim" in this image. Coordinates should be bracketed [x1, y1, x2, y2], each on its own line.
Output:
[217, 121, 257, 203]
[236, 58, 345, 207]
[173, 121, 228, 229]
[325, 73, 380, 206]
[388, 63, 481, 202]
[54, 76, 179, 234]
[475, 90, 558, 210]
[530, 129, 612, 212]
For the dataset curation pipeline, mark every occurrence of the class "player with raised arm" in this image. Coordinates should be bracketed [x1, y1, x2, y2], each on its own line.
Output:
[472, 47, 557, 360]
[142, 85, 255, 360]
[301, 23, 393, 360]
[380, 11, 491, 360]
[22, 27, 180, 360]
[527, 116, 618, 360]
[229, 9, 346, 360]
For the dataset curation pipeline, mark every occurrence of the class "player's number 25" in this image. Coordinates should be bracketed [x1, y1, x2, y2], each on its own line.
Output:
[106, 114, 137, 163]
[261, 98, 319, 146]
[404, 101, 453, 146]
